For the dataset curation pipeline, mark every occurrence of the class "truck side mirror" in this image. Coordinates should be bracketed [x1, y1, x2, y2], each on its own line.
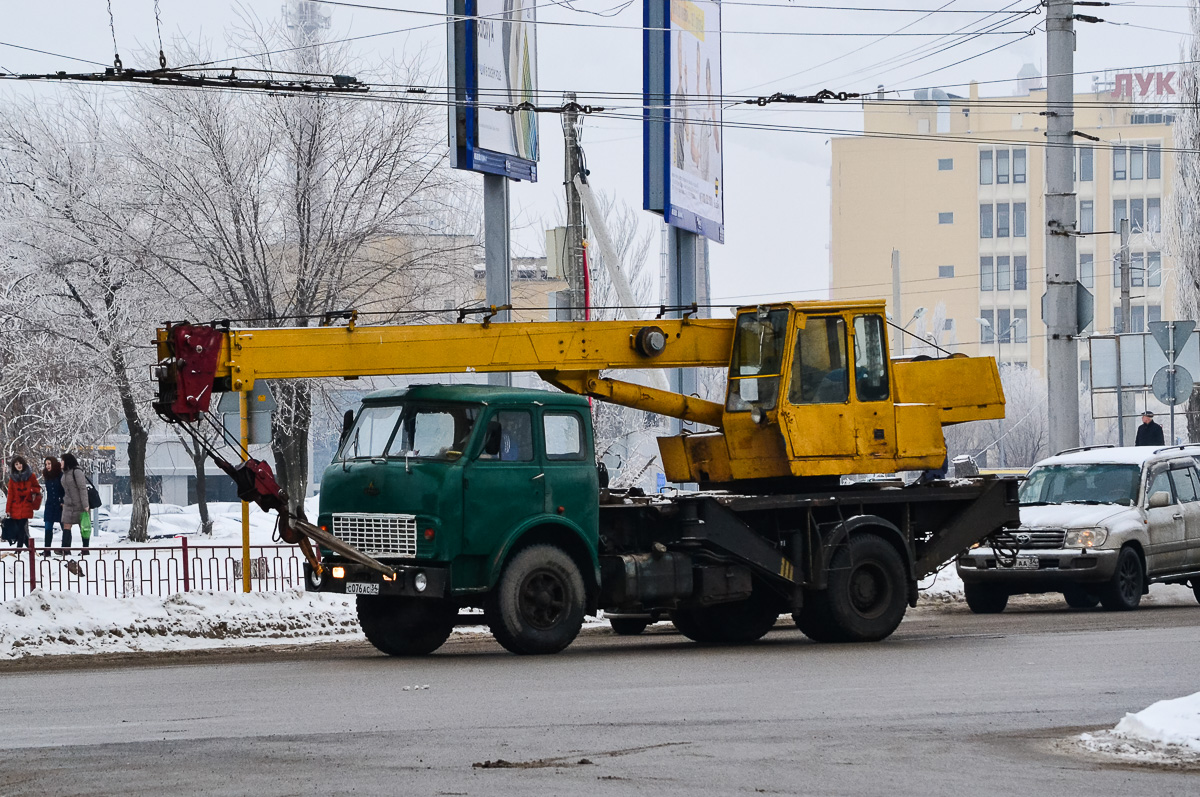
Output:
[597, 461, 610, 489]
[483, 420, 502, 457]
[339, 410, 355, 447]
[1148, 490, 1172, 509]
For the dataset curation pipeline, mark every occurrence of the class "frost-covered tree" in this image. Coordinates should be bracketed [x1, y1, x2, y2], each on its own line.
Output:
[1171, 0, 1200, 442]
[945, 366, 1048, 469]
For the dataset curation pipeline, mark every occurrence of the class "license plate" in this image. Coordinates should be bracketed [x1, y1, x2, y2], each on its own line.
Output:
[1013, 555, 1039, 570]
[345, 582, 380, 595]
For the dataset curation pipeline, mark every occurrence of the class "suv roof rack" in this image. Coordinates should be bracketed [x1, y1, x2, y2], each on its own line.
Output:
[1152, 443, 1200, 455]
[1054, 444, 1116, 456]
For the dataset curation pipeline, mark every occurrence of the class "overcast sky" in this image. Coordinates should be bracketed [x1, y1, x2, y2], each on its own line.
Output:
[1, 1, 1191, 308]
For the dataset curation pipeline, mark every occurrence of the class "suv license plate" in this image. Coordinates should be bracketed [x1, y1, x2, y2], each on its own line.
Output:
[1013, 555, 1039, 570]
[346, 582, 380, 595]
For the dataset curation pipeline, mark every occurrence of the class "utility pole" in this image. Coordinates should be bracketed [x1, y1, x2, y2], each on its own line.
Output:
[1117, 218, 1131, 443]
[1044, 0, 1080, 454]
[562, 92, 587, 320]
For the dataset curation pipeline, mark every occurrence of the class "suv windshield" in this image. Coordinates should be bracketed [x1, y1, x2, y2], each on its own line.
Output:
[338, 403, 479, 461]
[1019, 463, 1140, 506]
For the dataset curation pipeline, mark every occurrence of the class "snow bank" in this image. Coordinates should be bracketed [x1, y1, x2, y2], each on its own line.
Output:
[0, 589, 363, 659]
[1079, 692, 1200, 764]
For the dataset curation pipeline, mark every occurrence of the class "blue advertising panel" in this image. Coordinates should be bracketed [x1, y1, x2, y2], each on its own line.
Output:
[448, 0, 539, 181]
[643, 0, 724, 243]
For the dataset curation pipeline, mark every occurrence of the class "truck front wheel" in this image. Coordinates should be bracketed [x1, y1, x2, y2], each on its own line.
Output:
[356, 595, 457, 656]
[486, 544, 586, 655]
[818, 533, 909, 642]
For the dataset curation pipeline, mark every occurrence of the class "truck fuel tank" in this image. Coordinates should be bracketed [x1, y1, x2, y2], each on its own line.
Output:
[599, 550, 693, 609]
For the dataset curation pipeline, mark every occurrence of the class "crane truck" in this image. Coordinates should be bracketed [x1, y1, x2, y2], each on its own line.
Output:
[154, 298, 1019, 655]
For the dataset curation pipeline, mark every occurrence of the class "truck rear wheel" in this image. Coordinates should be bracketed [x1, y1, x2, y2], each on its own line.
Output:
[486, 544, 586, 655]
[356, 595, 457, 656]
[608, 617, 650, 636]
[818, 533, 908, 642]
[792, 595, 838, 643]
[670, 585, 780, 645]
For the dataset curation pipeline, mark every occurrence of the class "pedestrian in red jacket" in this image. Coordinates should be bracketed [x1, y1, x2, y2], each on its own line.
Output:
[3, 456, 42, 547]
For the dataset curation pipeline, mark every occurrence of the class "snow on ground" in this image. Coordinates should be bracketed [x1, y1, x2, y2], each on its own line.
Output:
[1078, 692, 1200, 765]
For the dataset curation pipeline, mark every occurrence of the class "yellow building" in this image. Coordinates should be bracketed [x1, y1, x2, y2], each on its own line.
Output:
[831, 72, 1176, 381]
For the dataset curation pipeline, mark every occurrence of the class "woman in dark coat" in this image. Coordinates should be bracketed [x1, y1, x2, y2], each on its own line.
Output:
[42, 457, 64, 556]
[3, 456, 42, 547]
[60, 452, 88, 553]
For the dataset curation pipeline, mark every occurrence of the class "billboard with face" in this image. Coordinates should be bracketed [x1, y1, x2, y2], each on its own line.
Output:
[644, 0, 724, 243]
[448, 0, 539, 180]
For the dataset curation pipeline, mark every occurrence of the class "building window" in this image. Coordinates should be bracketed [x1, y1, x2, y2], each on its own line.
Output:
[1014, 256, 1027, 290]
[1149, 251, 1162, 287]
[1014, 309, 1028, 342]
[997, 149, 1010, 184]
[980, 149, 993, 185]
[1114, 147, 1127, 180]
[980, 256, 994, 291]
[1114, 199, 1128, 228]
[944, 318, 955, 331]
[938, 158, 954, 171]
[1132, 252, 1144, 287]
[1131, 198, 1145, 231]
[997, 203, 1010, 238]
[1148, 143, 1162, 179]
[938, 265, 955, 278]
[1147, 198, 1161, 232]
[1013, 202, 1026, 237]
[1080, 253, 1094, 289]
[980, 309, 994, 343]
[1013, 148, 1027, 184]
[996, 255, 1011, 291]
[1079, 146, 1094, 182]
[938, 212, 954, 224]
[1130, 146, 1145, 180]
[1080, 200, 1094, 233]
[1132, 305, 1145, 334]
[1149, 304, 1162, 325]
[980, 204, 993, 238]
[998, 309, 1012, 343]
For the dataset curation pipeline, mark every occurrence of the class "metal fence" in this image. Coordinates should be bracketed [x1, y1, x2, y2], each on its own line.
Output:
[0, 539, 306, 601]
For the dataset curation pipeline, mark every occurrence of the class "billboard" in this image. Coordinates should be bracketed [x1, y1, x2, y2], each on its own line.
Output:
[448, 0, 539, 181]
[644, 0, 724, 243]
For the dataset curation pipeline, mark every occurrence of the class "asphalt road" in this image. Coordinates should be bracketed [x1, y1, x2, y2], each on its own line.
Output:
[3, 598, 1200, 796]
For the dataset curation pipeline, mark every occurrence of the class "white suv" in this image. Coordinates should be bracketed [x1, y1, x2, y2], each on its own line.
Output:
[957, 445, 1200, 613]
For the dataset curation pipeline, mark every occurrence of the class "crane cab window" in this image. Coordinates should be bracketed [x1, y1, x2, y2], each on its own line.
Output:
[478, 410, 534, 462]
[726, 309, 789, 411]
[390, 405, 479, 461]
[544, 412, 586, 461]
[338, 405, 402, 460]
[853, 315, 890, 402]
[788, 316, 849, 404]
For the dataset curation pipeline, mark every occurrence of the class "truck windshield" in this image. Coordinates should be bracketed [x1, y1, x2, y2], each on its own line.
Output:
[727, 309, 789, 412]
[390, 405, 480, 460]
[1019, 464, 1140, 506]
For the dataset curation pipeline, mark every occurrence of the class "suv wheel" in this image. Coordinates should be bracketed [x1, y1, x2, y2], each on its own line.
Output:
[964, 583, 1008, 614]
[1099, 547, 1144, 611]
[1192, 579, 1200, 606]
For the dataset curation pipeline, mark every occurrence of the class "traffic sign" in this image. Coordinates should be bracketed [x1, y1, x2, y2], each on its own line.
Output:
[1149, 320, 1196, 360]
[1152, 364, 1193, 406]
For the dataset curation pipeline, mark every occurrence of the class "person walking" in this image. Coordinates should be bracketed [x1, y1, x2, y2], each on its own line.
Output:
[60, 453, 89, 555]
[41, 457, 64, 557]
[3, 456, 42, 548]
[1135, 410, 1166, 447]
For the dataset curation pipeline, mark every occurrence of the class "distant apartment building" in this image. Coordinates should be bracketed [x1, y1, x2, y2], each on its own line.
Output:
[830, 68, 1177, 384]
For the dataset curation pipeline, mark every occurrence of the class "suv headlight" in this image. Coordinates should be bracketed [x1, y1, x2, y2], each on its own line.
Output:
[1064, 528, 1108, 548]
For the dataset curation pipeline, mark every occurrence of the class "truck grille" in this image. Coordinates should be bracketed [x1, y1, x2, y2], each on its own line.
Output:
[332, 513, 417, 558]
[991, 529, 1066, 550]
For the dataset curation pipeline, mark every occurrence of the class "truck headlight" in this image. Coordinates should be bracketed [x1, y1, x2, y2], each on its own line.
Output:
[1064, 528, 1107, 548]
[414, 572, 428, 592]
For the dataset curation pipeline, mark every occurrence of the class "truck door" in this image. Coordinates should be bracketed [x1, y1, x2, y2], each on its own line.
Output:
[1144, 467, 1186, 571]
[541, 409, 598, 532]
[462, 409, 545, 554]
[850, 314, 896, 462]
[778, 315, 857, 459]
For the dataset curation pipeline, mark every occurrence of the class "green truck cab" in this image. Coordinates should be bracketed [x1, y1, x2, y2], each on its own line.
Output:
[311, 384, 601, 655]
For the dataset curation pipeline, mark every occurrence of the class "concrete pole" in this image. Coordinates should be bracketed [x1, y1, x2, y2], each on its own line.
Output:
[1117, 218, 1131, 444]
[238, 390, 251, 593]
[562, 93, 587, 320]
[1044, 0, 1080, 454]
[667, 227, 700, 433]
[891, 249, 903, 356]
[483, 173, 512, 387]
